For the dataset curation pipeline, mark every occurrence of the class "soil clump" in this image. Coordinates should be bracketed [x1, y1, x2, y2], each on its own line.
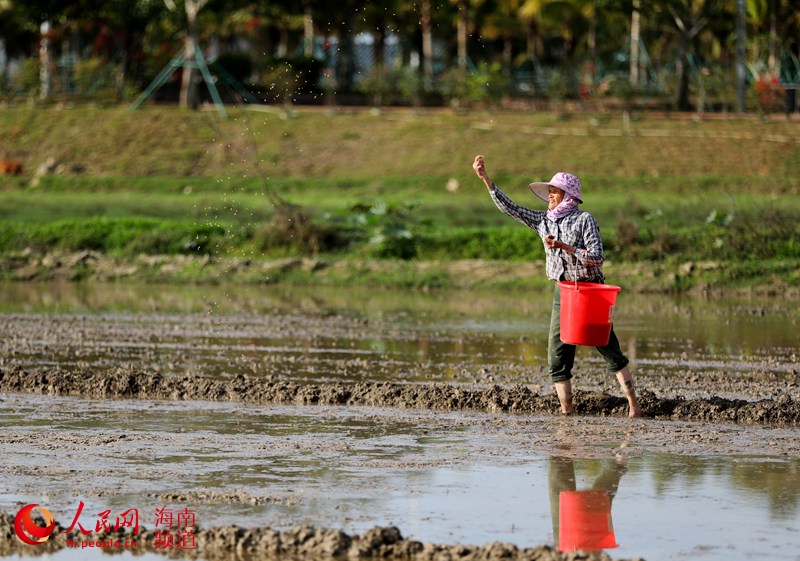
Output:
[1, 365, 799, 425]
[0, 509, 636, 561]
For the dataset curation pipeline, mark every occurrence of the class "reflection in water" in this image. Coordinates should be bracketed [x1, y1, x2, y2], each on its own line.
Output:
[731, 460, 800, 520]
[548, 456, 625, 553]
[2, 395, 800, 559]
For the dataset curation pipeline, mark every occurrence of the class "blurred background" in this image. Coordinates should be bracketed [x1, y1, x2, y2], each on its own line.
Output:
[1, 1, 799, 293]
[1, 0, 799, 113]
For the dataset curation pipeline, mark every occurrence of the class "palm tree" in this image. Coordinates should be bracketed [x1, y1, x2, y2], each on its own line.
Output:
[519, 0, 548, 61]
[481, 0, 524, 75]
[652, 0, 716, 110]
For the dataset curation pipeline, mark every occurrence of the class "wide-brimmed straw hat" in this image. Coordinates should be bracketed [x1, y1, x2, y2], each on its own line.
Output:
[529, 172, 583, 203]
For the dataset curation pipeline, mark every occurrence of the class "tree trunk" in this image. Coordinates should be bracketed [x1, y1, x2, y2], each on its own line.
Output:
[587, 3, 597, 86]
[768, 0, 778, 74]
[457, 0, 468, 71]
[0, 38, 6, 82]
[303, 3, 314, 58]
[334, 23, 355, 93]
[421, 0, 433, 88]
[39, 21, 52, 99]
[115, 52, 127, 101]
[676, 35, 690, 110]
[373, 20, 386, 67]
[630, 0, 640, 87]
[502, 32, 512, 75]
[526, 25, 536, 60]
[180, 0, 201, 110]
[277, 26, 289, 58]
[735, 0, 747, 112]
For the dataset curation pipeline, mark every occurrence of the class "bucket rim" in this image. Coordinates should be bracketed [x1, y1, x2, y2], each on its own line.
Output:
[557, 281, 621, 292]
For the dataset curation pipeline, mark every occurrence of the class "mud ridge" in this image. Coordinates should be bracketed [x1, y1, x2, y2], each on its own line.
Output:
[0, 510, 639, 561]
[1, 365, 799, 425]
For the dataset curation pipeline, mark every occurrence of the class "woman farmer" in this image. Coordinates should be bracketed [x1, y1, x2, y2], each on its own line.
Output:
[472, 155, 642, 418]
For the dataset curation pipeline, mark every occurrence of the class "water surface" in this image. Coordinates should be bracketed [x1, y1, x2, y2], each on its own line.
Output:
[0, 282, 796, 399]
[2, 395, 799, 561]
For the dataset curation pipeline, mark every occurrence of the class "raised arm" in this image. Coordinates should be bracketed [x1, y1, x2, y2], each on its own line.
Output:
[472, 155, 493, 191]
[473, 155, 544, 231]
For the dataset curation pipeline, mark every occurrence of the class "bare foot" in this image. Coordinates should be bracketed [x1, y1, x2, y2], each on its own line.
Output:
[555, 380, 575, 416]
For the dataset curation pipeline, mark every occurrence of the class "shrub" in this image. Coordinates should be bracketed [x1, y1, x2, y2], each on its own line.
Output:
[419, 226, 543, 261]
[255, 203, 341, 255]
[261, 57, 323, 102]
[0, 218, 229, 256]
[754, 74, 784, 113]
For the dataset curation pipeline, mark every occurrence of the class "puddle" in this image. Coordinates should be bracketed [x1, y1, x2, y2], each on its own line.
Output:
[2, 394, 800, 560]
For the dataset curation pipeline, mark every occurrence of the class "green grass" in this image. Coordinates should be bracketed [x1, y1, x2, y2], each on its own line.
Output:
[2, 105, 800, 291]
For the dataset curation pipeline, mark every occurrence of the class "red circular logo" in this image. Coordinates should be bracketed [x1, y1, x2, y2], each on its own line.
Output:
[14, 504, 56, 545]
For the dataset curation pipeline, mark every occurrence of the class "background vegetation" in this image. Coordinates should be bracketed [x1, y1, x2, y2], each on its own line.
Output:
[1, 106, 799, 292]
[1, 0, 799, 113]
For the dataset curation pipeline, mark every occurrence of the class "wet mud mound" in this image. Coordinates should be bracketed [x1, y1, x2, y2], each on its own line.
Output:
[2, 365, 799, 425]
[0, 510, 637, 561]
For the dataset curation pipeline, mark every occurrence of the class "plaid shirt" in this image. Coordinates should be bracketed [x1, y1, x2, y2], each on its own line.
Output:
[489, 185, 605, 282]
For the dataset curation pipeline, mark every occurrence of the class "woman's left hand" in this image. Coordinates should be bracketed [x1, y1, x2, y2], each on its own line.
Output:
[545, 234, 573, 254]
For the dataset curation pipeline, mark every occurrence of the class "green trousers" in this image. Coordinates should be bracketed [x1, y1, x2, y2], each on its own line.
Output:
[548, 282, 629, 383]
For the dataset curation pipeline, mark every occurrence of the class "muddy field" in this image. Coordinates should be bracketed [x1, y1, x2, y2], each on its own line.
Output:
[0, 299, 798, 424]
[1, 285, 799, 561]
[2, 365, 800, 426]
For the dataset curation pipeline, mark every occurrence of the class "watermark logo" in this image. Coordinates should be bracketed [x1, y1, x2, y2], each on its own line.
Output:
[13, 501, 197, 551]
[13, 504, 56, 545]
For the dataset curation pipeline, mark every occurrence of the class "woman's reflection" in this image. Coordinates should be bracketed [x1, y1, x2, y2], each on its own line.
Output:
[548, 456, 627, 552]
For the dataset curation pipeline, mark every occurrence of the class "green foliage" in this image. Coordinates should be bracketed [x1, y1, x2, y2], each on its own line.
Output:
[358, 65, 424, 106]
[0, 218, 228, 256]
[604, 204, 800, 262]
[261, 60, 299, 105]
[71, 57, 134, 102]
[255, 203, 341, 256]
[323, 200, 421, 259]
[546, 67, 577, 101]
[2, 106, 800, 289]
[261, 57, 323, 102]
[419, 226, 543, 261]
[358, 65, 399, 106]
[438, 63, 510, 106]
[10, 58, 39, 95]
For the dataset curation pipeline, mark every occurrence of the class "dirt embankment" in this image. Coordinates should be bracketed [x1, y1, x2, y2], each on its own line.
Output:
[0, 510, 637, 561]
[2, 365, 799, 425]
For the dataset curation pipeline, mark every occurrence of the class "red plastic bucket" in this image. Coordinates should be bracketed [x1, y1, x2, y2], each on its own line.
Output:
[558, 490, 618, 552]
[558, 282, 621, 347]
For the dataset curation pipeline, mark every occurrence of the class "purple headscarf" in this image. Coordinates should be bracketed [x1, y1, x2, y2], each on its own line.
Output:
[546, 194, 580, 222]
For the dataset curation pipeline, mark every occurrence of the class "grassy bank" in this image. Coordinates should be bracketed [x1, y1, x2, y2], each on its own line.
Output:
[1, 105, 799, 292]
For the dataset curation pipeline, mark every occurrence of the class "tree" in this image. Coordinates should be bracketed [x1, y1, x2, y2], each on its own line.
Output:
[421, 0, 434, 85]
[315, 0, 362, 94]
[163, 0, 208, 110]
[0, 1, 38, 65]
[481, 0, 525, 75]
[652, 0, 713, 110]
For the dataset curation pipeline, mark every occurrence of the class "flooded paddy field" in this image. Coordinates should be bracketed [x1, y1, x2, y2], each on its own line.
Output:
[1, 282, 799, 561]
